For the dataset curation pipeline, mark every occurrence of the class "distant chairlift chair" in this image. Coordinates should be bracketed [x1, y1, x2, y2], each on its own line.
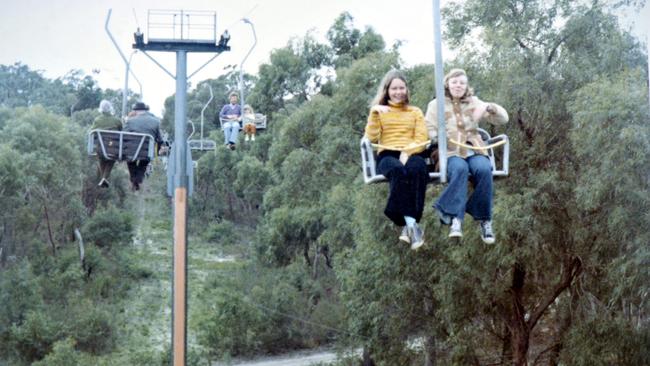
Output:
[188, 84, 217, 151]
[187, 120, 216, 151]
[360, 128, 509, 184]
[87, 129, 156, 162]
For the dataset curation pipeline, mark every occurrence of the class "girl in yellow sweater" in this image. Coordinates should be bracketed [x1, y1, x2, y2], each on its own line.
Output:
[365, 70, 429, 249]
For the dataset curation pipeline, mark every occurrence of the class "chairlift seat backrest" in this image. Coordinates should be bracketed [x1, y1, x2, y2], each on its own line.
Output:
[360, 128, 509, 184]
[253, 113, 267, 129]
[87, 129, 156, 162]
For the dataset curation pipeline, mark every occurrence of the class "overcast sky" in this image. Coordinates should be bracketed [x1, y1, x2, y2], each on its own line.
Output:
[1, 0, 648, 115]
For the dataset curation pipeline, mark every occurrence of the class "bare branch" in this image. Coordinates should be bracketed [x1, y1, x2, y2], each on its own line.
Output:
[527, 257, 582, 330]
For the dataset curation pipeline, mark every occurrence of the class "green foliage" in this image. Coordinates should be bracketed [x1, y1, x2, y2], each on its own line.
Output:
[65, 301, 116, 354]
[195, 263, 340, 359]
[8, 310, 58, 363]
[256, 206, 322, 266]
[191, 147, 256, 223]
[202, 220, 236, 244]
[0, 262, 45, 358]
[195, 287, 266, 357]
[72, 108, 99, 128]
[81, 206, 134, 249]
[234, 155, 271, 209]
[327, 12, 386, 69]
[0, 63, 126, 116]
[247, 45, 313, 114]
[31, 338, 82, 366]
[560, 317, 650, 365]
[0, 106, 85, 259]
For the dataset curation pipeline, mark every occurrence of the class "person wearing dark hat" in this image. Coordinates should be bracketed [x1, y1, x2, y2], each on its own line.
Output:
[124, 102, 162, 191]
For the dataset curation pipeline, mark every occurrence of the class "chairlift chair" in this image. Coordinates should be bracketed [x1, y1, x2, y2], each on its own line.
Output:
[187, 119, 217, 151]
[360, 128, 509, 184]
[219, 113, 267, 131]
[252, 113, 267, 130]
[87, 129, 156, 161]
[189, 84, 217, 151]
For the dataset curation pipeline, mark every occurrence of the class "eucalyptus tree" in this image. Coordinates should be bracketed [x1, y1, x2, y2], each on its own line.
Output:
[429, 0, 650, 364]
[246, 33, 332, 120]
[0, 106, 84, 258]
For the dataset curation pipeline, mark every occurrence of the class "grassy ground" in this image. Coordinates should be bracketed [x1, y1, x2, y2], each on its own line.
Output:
[93, 161, 251, 364]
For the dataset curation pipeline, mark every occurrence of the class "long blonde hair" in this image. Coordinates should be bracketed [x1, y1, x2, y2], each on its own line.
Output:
[243, 104, 255, 114]
[370, 70, 410, 106]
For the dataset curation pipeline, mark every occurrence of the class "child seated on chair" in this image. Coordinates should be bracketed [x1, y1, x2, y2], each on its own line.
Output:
[242, 104, 257, 142]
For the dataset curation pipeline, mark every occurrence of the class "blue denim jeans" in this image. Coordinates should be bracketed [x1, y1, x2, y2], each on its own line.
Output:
[223, 121, 240, 144]
[434, 155, 493, 221]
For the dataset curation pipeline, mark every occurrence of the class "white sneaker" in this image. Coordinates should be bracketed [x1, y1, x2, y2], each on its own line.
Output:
[479, 220, 495, 244]
[399, 226, 410, 243]
[409, 224, 425, 250]
[251, 135, 255, 141]
[245, 135, 250, 141]
[449, 218, 463, 238]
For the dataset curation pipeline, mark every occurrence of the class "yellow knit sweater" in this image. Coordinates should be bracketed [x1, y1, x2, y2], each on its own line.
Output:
[364, 102, 428, 154]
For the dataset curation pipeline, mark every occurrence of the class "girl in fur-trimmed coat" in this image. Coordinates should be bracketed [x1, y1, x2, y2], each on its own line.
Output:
[425, 68, 508, 244]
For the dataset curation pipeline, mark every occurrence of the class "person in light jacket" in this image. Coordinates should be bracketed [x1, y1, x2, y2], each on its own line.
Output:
[425, 68, 508, 244]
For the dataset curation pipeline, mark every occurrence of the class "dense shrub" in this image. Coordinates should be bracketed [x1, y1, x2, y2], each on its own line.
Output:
[81, 206, 134, 249]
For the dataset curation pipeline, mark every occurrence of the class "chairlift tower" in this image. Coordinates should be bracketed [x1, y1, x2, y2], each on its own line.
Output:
[131, 9, 231, 366]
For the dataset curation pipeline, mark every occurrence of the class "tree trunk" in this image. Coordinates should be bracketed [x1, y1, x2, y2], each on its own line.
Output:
[227, 191, 235, 219]
[362, 347, 375, 366]
[507, 257, 582, 366]
[547, 287, 578, 365]
[510, 262, 529, 365]
[511, 325, 530, 366]
[500, 324, 512, 364]
[303, 243, 312, 267]
[312, 250, 320, 278]
[43, 202, 57, 256]
[74, 228, 85, 267]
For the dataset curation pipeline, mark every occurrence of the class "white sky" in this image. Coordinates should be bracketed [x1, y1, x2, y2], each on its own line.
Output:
[1, 0, 648, 115]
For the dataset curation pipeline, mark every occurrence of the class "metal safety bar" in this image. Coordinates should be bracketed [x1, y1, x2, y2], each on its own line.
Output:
[360, 128, 509, 184]
[87, 129, 156, 162]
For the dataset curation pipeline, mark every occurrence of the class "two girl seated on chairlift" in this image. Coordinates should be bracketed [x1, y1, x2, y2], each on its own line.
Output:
[364, 68, 508, 248]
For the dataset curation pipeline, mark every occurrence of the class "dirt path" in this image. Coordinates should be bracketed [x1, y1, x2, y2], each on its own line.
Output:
[213, 348, 341, 366]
